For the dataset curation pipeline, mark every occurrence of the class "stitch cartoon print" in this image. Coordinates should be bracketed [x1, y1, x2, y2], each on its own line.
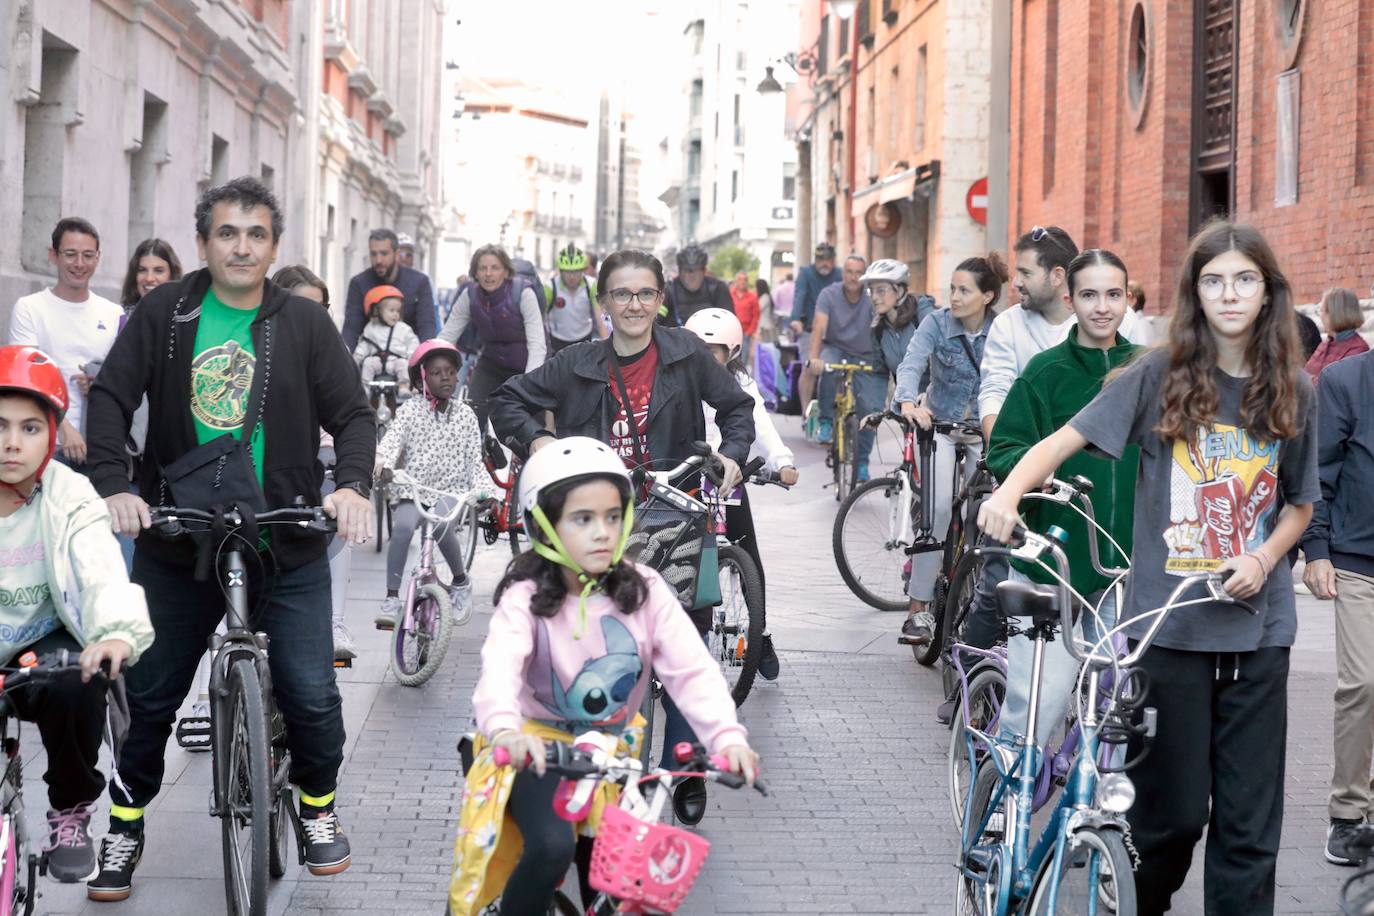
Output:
[529, 616, 645, 728]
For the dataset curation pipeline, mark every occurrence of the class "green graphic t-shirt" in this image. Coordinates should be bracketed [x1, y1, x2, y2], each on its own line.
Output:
[191, 289, 265, 483]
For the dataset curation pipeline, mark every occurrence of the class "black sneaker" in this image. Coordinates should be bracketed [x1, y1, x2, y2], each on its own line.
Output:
[1327, 817, 1368, 866]
[86, 822, 144, 902]
[672, 777, 708, 826]
[899, 612, 934, 646]
[758, 634, 780, 681]
[44, 802, 98, 883]
[300, 801, 351, 875]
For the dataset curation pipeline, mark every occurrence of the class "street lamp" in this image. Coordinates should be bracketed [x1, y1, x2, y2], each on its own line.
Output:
[829, 0, 858, 18]
[756, 66, 784, 95]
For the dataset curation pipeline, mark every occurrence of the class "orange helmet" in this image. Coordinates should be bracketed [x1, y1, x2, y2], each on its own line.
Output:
[363, 284, 405, 317]
[0, 346, 69, 488]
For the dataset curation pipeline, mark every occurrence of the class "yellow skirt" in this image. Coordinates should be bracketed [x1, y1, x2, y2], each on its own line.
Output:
[447, 717, 646, 916]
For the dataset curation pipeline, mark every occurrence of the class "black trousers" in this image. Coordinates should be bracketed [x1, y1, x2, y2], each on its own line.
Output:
[467, 356, 523, 435]
[723, 488, 766, 613]
[499, 769, 594, 915]
[1126, 644, 1289, 916]
[6, 629, 107, 810]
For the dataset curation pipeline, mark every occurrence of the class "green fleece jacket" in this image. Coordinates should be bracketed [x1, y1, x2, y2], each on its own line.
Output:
[985, 332, 1141, 595]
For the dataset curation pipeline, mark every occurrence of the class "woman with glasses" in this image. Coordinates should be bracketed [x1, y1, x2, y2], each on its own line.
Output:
[438, 244, 548, 431]
[979, 221, 1318, 916]
[489, 248, 757, 826]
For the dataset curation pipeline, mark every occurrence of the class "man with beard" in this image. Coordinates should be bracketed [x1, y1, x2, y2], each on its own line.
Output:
[661, 244, 733, 326]
[341, 228, 437, 350]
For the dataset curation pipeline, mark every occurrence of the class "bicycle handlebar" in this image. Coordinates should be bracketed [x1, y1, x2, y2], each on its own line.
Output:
[820, 361, 879, 374]
[986, 527, 1256, 666]
[1020, 476, 1130, 579]
[0, 650, 105, 693]
[388, 471, 480, 525]
[492, 740, 768, 795]
[149, 505, 336, 534]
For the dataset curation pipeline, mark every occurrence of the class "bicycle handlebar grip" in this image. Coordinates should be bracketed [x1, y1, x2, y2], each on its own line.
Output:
[740, 456, 766, 480]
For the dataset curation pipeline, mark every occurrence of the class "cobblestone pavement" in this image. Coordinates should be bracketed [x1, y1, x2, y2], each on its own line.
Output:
[28, 416, 1347, 914]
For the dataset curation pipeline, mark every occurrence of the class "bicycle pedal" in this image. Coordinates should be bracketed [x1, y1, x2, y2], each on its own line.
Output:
[896, 634, 932, 646]
[175, 716, 212, 751]
[333, 657, 353, 669]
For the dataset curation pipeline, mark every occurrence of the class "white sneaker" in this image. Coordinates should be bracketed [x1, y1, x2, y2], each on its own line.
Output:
[332, 623, 357, 660]
[450, 579, 474, 626]
[374, 596, 402, 631]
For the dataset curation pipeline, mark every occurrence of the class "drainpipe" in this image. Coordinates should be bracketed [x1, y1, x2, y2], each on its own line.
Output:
[846, 14, 859, 247]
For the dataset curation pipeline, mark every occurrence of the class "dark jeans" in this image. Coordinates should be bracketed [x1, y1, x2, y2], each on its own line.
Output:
[962, 554, 1009, 650]
[550, 334, 593, 353]
[6, 630, 107, 809]
[111, 551, 345, 807]
[467, 356, 523, 434]
[1126, 644, 1289, 916]
[723, 490, 765, 608]
[500, 769, 594, 915]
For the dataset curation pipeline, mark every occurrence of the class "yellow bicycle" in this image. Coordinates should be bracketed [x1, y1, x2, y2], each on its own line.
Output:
[822, 361, 878, 503]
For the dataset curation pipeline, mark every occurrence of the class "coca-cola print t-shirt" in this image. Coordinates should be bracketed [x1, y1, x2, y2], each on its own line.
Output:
[1069, 349, 1319, 652]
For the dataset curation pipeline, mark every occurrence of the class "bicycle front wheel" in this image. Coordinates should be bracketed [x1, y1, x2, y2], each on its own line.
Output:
[219, 657, 272, 916]
[948, 666, 1007, 829]
[713, 545, 765, 706]
[833, 477, 910, 611]
[956, 756, 1009, 916]
[1026, 825, 1136, 916]
[391, 583, 455, 687]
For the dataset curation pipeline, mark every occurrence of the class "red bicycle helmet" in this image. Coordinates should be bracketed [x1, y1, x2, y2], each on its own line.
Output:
[0, 346, 70, 490]
[363, 284, 405, 317]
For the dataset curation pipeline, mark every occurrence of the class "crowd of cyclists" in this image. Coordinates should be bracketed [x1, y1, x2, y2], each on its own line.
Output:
[1, 168, 1371, 915]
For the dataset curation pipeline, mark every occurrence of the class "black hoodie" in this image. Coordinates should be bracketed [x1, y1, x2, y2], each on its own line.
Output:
[87, 268, 376, 570]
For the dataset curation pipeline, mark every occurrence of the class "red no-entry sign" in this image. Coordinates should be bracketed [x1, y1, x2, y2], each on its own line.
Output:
[966, 178, 989, 225]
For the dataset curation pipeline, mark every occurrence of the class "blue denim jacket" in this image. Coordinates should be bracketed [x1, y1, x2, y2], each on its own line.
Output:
[892, 309, 994, 421]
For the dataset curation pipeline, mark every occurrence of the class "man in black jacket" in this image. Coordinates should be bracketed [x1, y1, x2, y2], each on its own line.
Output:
[489, 248, 753, 827]
[340, 228, 437, 350]
[84, 177, 375, 900]
[1302, 348, 1374, 867]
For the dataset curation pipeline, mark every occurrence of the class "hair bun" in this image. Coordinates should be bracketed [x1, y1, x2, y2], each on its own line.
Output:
[984, 250, 1010, 285]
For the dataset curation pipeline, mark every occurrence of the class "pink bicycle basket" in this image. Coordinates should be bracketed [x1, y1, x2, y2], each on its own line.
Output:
[588, 805, 711, 911]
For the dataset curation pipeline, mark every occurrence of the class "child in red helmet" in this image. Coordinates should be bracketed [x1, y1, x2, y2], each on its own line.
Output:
[373, 341, 494, 629]
[354, 284, 420, 409]
[0, 345, 153, 884]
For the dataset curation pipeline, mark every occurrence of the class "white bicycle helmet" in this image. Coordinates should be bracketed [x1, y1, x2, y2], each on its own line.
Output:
[684, 307, 744, 360]
[396, 232, 415, 250]
[860, 258, 910, 288]
[519, 436, 632, 522]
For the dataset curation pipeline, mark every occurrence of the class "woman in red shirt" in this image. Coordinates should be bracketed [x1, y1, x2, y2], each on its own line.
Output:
[1306, 287, 1369, 382]
[730, 272, 760, 368]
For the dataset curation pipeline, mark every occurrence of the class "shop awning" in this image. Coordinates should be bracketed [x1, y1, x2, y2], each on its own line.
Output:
[850, 161, 940, 218]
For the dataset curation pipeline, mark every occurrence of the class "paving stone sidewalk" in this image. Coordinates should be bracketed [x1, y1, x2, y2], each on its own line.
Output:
[27, 416, 1348, 914]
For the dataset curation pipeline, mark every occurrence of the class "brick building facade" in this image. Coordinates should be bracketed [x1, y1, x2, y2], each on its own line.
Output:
[1003, 0, 1374, 310]
[792, 0, 992, 297]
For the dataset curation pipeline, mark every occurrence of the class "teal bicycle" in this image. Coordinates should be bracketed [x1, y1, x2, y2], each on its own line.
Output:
[955, 528, 1257, 915]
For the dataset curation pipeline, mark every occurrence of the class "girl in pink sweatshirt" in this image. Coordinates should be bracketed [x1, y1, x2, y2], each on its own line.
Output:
[470, 436, 757, 914]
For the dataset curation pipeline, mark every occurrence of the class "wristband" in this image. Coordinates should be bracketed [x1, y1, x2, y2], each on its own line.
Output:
[1245, 550, 1273, 577]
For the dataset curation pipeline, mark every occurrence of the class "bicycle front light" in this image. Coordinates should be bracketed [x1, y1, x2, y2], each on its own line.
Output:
[1095, 773, 1136, 813]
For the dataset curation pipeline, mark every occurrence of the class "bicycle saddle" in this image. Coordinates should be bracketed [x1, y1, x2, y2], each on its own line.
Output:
[996, 580, 1061, 625]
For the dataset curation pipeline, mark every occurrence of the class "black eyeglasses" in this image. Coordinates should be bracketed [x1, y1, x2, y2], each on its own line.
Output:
[605, 288, 662, 307]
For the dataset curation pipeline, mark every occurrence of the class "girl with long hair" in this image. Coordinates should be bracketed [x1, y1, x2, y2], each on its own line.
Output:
[979, 220, 1319, 915]
[118, 238, 183, 312]
[451, 437, 756, 915]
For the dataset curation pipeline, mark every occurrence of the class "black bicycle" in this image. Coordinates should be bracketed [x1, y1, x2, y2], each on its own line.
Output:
[149, 504, 336, 916]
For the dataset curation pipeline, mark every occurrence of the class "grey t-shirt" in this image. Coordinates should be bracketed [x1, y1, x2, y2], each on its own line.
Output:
[1069, 349, 1319, 652]
[815, 284, 875, 359]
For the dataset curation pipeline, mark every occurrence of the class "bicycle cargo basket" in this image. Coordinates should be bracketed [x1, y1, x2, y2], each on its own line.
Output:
[626, 482, 712, 609]
[588, 805, 710, 910]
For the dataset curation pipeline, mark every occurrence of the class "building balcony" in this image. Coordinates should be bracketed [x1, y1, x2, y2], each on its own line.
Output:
[570, 166, 583, 181]
[552, 163, 567, 178]
[534, 214, 551, 229]
[569, 217, 584, 232]
[552, 215, 568, 230]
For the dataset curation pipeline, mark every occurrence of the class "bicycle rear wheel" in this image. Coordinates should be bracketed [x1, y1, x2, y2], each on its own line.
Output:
[391, 583, 455, 687]
[948, 666, 1007, 829]
[550, 890, 581, 915]
[218, 657, 271, 916]
[1026, 825, 1136, 916]
[832, 476, 911, 611]
[713, 545, 765, 706]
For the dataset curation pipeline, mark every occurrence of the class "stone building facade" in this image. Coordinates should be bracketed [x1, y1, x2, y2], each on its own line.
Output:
[0, 0, 446, 328]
